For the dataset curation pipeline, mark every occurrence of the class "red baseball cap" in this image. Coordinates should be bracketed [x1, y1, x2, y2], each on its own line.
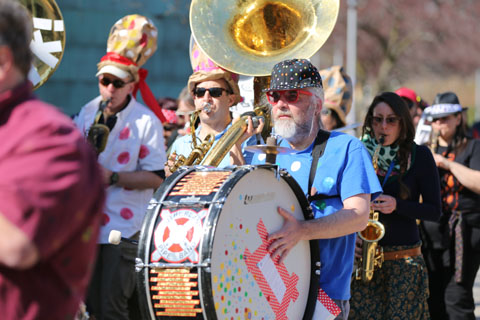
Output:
[395, 87, 417, 103]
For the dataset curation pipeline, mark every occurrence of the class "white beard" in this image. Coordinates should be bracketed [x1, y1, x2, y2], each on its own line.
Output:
[274, 107, 317, 143]
[274, 118, 297, 140]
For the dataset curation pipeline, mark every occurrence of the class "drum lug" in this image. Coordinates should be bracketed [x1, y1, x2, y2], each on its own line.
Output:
[315, 261, 322, 276]
[135, 257, 145, 272]
[204, 258, 211, 273]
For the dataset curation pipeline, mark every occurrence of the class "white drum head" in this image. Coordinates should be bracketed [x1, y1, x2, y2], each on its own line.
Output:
[207, 168, 311, 318]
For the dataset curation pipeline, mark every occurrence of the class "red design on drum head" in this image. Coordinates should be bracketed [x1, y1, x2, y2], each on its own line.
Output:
[244, 219, 299, 319]
[151, 208, 208, 263]
[314, 288, 341, 318]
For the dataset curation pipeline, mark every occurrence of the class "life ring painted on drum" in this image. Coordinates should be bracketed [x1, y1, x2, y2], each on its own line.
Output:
[151, 208, 208, 263]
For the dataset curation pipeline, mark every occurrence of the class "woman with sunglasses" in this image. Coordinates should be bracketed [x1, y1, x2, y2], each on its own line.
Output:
[420, 92, 480, 320]
[350, 92, 442, 320]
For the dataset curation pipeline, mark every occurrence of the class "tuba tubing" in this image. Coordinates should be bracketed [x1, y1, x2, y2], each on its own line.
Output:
[200, 113, 263, 167]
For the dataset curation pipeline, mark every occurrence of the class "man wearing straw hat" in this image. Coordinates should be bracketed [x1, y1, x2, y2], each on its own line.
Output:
[74, 15, 167, 319]
[166, 43, 263, 172]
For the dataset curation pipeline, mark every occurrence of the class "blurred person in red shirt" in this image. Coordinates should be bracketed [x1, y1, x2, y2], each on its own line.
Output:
[0, 1, 105, 319]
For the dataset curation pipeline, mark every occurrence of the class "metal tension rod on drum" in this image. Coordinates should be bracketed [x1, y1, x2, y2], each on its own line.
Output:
[135, 258, 211, 273]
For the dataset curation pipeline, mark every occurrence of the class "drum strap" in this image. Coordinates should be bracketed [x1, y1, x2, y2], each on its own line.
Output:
[308, 129, 333, 202]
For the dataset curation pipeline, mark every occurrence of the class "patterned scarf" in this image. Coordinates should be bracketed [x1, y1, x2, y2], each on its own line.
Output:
[361, 134, 402, 184]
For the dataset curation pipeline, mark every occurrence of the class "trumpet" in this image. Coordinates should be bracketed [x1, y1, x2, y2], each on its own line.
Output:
[355, 135, 386, 282]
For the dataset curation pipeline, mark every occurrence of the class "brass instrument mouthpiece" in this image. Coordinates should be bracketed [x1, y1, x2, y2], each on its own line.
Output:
[378, 135, 385, 145]
[202, 102, 212, 113]
[100, 98, 112, 109]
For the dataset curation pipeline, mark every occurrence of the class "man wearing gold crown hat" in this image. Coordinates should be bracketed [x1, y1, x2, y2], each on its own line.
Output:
[166, 43, 263, 173]
[73, 14, 167, 319]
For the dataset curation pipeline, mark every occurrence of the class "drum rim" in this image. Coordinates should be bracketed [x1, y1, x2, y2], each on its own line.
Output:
[197, 165, 320, 319]
[136, 167, 198, 320]
[136, 165, 320, 319]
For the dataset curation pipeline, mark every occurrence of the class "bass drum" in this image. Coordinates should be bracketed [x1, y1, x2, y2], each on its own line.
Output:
[137, 165, 319, 319]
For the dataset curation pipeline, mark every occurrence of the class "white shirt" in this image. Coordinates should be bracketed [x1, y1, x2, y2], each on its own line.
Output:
[74, 95, 166, 243]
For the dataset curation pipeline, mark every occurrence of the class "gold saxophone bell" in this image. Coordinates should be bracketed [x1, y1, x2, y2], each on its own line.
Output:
[20, 0, 66, 90]
[190, 0, 340, 76]
[355, 135, 386, 282]
[168, 106, 215, 173]
[86, 99, 111, 155]
[356, 211, 385, 282]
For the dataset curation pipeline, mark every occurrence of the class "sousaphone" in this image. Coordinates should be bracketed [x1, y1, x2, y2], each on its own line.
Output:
[19, 0, 66, 89]
[190, 0, 340, 76]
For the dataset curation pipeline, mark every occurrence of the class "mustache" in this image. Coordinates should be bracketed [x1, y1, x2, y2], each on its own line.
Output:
[275, 111, 293, 118]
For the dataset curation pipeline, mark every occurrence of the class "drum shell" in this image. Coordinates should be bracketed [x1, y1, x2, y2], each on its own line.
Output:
[137, 165, 319, 319]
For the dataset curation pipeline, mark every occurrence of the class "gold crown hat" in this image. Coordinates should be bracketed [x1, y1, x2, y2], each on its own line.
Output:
[319, 65, 353, 126]
[187, 41, 242, 104]
[96, 14, 166, 123]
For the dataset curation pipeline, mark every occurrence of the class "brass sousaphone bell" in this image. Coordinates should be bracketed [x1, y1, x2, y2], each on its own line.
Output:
[189, 0, 340, 77]
[184, 0, 339, 167]
[19, 0, 66, 90]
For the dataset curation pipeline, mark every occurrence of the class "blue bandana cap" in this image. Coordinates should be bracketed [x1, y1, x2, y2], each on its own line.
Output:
[424, 103, 463, 121]
[264, 59, 323, 91]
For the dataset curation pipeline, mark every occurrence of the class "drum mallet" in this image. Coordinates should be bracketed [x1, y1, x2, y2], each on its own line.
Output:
[108, 230, 138, 245]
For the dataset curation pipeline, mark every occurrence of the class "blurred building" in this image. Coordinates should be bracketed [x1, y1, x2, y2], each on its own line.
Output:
[35, 0, 192, 116]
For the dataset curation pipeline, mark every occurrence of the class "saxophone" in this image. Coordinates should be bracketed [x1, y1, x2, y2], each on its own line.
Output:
[429, 129, 439, 153]
[355, 135, 386, 282]
[87, 98, 111, 155]
[168, 103, 215, 172]
[168, 106, 263, 171]
[201, 112, 263, 166]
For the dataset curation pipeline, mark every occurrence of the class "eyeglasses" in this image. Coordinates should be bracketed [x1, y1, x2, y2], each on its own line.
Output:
[193, 87, 229, 98]
[372, 116, 400, 126]
[321, 108, 332, 116]
[266, 90, 313, 105]
[99, 77, 131, 89]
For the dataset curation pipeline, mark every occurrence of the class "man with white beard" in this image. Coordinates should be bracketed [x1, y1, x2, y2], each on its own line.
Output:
[252, 59, 382, 320]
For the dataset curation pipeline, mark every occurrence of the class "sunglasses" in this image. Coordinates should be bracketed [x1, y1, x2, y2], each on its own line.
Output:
[266, 90, 313, 105]
[372, 116, 400, 126]
[321, 108, 332, 116]
[193, 87, 229, 98]
[99, 77, 131, 89]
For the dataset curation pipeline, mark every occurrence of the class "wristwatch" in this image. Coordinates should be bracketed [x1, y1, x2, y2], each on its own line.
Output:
[109, 171, 119, 185]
